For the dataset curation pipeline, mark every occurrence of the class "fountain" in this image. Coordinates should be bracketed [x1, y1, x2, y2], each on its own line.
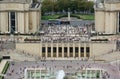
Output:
[56, 70, 65, 79]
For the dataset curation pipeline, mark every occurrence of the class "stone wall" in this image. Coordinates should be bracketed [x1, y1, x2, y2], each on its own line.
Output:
[16, 42, 116, 58]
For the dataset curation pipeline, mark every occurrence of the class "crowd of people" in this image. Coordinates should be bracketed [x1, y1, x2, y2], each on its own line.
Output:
[40, 25, 91, 43]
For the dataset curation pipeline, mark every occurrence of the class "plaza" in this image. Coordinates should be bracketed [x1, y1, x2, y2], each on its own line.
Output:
[4, 60, 120, 79]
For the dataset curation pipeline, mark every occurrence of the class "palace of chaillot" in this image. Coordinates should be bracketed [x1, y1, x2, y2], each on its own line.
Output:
[0, 0, 120, 79]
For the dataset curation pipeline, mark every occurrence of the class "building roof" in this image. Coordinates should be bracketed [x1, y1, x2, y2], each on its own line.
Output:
[0, 0, 41, 9]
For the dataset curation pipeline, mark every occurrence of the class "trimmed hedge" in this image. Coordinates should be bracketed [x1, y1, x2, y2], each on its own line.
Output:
[0, 76, 3, 79]
[24, 38, 41, 41]
[58, 14, 81, 19]
[0, 58, 2, 62]
[91, 39, 108, 41]
[0, 61, 9, 79]
[42, 14, 94, 20]
[2, 61, 9, 74]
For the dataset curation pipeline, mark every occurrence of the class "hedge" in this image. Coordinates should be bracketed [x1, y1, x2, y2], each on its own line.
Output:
[58, 14, 81, 19]
[0, 61, 9, 79]
[91, 39, 108, 41]
[0, 58, 2, 62]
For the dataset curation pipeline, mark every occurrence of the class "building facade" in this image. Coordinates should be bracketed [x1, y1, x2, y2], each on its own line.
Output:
[94, 0, 120, 34]
[16, 41, 116, 60]
[0, 0, 41, 34]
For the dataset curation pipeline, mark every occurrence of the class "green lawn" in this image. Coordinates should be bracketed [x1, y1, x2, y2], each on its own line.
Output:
[42, 14, 94, 20]
[42, 15, 60, 20]
[77, 14, 94, 20]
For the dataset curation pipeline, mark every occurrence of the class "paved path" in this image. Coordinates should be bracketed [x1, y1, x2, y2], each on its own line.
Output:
[4, 61, 120, 79]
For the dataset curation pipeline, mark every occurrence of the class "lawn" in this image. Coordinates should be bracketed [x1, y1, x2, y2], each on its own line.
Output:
[42, 15, 60, 20]
[41, 14, 94, 20]
[77, 14, 94, 20]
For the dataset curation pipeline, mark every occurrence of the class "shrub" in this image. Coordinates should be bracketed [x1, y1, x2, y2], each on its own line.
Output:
[0, 61, 9, 79]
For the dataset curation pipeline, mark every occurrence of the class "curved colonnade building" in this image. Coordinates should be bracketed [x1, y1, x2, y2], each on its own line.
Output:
[16, 25, 116, 60]
[0, 0, 119, 60]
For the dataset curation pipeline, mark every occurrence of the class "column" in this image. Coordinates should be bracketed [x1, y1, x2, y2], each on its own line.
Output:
[5, 12, 8, 33]
[117, 12, 120, 33]
[24, 12, 29, 33]
[105, 12, 110, 34]
[62, 43, 64, 58]
[8, 12, 11, 33]
[109, 12, 115, 34]
[84, 44, 86, 58]
[46, 45, 47, 58]
[79, 42, 80, 58]
[39, 43, 42, 58]
[95, 11, 105, 33]
[67, 44, 69, 58]
[57, 43, 58, 58]
[17, 12, 24, 33]
[90, 43, 92, 58]
[0, 12, 2, 32]
[73, 43, 75, 58]
[37, 11, 40, 31]
[51, 44, 53, 58]
[30, 11, 37, 33]
[0, 12, 8, 33]
[113, 12, 117, 34]
[15, 12, 18, 32]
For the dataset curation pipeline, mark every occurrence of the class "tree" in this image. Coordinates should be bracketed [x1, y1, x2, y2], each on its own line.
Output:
[42, 0, 53, 15]
[41, 0, 94, 15]
[33, 0, 38, 3]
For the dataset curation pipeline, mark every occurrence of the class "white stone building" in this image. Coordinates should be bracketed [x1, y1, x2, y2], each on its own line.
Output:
[95, 0, 120, 34]
[0, 0, 41, 34]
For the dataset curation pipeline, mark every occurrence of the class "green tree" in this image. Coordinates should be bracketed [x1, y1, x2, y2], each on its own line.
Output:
[42, 0, 53, 14]
[41, 0, 94, 15]
[33, 0, 38, 3]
